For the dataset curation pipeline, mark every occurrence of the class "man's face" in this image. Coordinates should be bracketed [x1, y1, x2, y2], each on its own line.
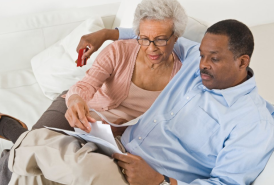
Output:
[199, 33, 241, 90]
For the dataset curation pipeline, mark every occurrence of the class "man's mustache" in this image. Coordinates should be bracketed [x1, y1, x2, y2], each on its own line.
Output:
[200, 69, 213, 78]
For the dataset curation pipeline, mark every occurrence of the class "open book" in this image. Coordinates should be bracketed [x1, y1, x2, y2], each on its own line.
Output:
[45, 110, 141, 157]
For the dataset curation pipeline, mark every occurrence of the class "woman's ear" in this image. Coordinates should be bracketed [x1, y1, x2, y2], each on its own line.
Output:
[174, 37, 178, 43]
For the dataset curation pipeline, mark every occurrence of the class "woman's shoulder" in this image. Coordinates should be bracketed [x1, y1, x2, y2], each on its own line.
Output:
[97, 39, 139, 57]
[111, 39, 140, 50]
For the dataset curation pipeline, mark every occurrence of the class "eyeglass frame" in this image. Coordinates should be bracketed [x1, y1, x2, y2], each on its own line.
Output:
[136, 31, 174, 47]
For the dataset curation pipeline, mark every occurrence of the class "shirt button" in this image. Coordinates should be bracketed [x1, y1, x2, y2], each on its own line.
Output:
[138, 137, 142, 140]
[171, 112, 174, 115]
[154, 120, 157, 123]
[186, 97, 189, 99]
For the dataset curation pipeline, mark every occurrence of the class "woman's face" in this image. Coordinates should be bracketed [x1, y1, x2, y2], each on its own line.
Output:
[138, 19, 177, 65]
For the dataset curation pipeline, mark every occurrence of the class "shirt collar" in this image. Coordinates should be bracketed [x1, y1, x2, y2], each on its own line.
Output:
[198, 67, 256, 107]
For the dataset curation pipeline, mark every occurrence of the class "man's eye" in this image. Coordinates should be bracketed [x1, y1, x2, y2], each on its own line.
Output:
[211, 58, 219, 62]
[200, 55, 204, 58]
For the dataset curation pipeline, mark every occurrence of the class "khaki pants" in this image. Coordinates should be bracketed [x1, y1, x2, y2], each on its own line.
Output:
[8, 128, 128, 185]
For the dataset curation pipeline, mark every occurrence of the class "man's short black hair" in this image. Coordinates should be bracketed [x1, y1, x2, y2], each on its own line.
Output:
[206, 19, 254, 59]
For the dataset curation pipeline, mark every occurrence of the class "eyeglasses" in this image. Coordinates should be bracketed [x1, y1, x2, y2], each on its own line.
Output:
[136, 32, 174, 46]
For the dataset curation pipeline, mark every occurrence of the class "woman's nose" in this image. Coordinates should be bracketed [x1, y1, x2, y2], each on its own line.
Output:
[147, 41, 158, 51]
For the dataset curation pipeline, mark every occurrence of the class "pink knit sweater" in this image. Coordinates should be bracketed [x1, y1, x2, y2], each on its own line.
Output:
[66, 39, 182, 111]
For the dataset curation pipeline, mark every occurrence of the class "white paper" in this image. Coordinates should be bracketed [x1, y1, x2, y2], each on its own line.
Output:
[45, 122, 124, 157]
[74, 121, 117, 148]
[89, 108, 141, 127]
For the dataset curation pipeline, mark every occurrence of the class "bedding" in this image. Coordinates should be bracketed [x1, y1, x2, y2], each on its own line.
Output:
[31, 17, 113, 100]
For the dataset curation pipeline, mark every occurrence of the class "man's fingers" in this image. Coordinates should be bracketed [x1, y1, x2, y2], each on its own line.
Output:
[76, 35, 89, 53]
[113, 153, 132, 163]
[76, 42, 86, 53]
[82, 45, 96, 60]
[117, 160, 129, 169]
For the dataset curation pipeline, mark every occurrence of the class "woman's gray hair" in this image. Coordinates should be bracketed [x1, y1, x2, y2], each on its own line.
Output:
[133, 0, 188, 37]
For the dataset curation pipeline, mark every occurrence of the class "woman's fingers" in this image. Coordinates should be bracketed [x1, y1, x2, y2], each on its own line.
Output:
[65, 97, 92, 133]
[76, 105, 91, 132]
[84, 104, 96, 123]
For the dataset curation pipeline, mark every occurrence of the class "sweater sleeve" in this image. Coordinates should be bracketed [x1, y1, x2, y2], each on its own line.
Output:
[65, 43, 117, 107]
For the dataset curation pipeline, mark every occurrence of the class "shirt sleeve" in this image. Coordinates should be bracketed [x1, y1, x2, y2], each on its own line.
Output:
[117, 27, 137, 40]
[65, 43, 116, 106]
[176, 120, 274, 185]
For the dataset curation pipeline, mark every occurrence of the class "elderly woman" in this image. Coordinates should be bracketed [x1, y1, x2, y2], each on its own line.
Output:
[64, 0, 187, 133]
[0, 0, 187, 184]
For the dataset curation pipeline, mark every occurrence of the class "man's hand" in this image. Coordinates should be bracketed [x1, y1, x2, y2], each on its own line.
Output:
[77, 28, 119, 61]
[112, 153, 164, 185]
[103, 118, 128, 137]
[65, 94, 96, 132]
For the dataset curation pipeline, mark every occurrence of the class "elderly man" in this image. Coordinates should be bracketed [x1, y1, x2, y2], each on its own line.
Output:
[1, 18, 274, 185]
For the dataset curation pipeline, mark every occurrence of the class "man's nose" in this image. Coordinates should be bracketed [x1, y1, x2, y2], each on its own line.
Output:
[200, 57, 211, 69]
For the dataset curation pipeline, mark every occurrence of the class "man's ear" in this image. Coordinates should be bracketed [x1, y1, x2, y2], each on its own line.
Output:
[238, 55, 250, 69]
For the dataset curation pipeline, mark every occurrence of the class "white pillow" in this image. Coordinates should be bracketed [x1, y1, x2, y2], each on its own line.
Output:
[112, 0, 208, 43]
[31, 17, 112, 100]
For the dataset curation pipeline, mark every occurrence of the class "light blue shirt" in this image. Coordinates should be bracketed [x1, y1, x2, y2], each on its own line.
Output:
[118, 28, 274, 185]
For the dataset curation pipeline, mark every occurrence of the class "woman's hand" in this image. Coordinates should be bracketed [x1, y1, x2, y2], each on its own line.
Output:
[65, 94, 96, 133]
[76, 28, 119, 61]
[102, 118, 128, 137]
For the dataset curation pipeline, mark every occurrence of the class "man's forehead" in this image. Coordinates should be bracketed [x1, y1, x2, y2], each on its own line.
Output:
[200, 34, 229, 53]
[199, 47, 219, 54]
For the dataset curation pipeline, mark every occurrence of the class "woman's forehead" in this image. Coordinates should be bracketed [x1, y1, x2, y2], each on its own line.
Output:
[139, 19, 173, 36]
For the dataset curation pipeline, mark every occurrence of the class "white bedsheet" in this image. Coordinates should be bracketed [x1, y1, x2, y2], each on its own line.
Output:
[0, 68, 52, 153]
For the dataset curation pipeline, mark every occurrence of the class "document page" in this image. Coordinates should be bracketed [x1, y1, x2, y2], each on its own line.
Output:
[45, 121, 124, 157]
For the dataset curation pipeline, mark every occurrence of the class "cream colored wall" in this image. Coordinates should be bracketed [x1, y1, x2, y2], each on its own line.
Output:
[1, 0, 274, 27]
[250, 23, 274, 104]
[179, 0, 274, 27]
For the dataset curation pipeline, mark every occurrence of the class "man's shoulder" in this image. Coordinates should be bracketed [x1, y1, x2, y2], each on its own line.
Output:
[231, 90, 274, 125]
[247, 91, 274, 122]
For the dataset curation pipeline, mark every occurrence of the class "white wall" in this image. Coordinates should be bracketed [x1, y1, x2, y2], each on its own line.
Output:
[0, 0, 121, 19]
[1, 0, 273, 27]
[179, 0, 274, 27]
